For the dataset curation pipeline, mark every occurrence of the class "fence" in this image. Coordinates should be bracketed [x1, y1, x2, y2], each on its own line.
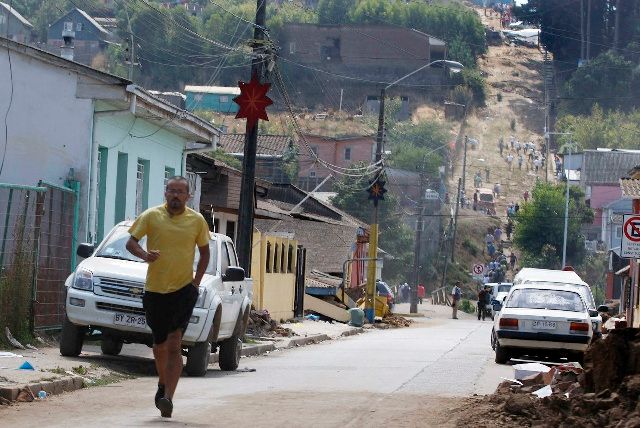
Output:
[34, 181, 78, 330]
[0, 181, 78, 339]
[431, 286, 451, 306]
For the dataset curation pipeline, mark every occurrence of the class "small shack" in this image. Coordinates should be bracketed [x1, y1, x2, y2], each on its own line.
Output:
[184, 85, 240, 113]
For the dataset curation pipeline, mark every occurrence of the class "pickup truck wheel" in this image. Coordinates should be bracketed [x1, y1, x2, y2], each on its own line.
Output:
[60, 316, 86, 357]
[185, 341, 211, 377]
[495, 342, 510, 364]
[218, 336, 241, 371]
[100, 337, 123, 356]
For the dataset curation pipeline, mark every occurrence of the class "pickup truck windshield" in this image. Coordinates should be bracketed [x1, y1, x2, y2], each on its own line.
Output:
[96, 226, 147, 262]
[506, 288, 586, 312]
[96, 226, 218, 274]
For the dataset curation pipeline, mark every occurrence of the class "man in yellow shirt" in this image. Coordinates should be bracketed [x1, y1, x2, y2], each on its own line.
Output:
[126, 176, 210, 418]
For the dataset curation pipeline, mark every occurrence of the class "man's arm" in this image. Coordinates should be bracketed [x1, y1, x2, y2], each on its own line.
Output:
[193, 244, 210, 286]
[125, 237, 159, 263]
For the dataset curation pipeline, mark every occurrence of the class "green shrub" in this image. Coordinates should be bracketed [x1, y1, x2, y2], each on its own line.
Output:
[510, 118, 517, 131]
[497, 93, 503, 102]
[459, 299, 475, 314]
[462, 238, 479, 256]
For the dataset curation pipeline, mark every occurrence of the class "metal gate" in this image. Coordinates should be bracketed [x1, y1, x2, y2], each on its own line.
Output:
[33, 181, 79, 330]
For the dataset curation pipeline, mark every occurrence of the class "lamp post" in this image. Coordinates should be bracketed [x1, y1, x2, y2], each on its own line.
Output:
[546, 131, 574, 268]
[365, 60, 463, 320]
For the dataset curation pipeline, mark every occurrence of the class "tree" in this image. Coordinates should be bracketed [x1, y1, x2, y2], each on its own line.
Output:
[513, 182, 594, 269]
[387, 120, 449, 174]
[317, 0, 353, 24]
[330, 169, 414, 283]
[560, 51, 640, 115]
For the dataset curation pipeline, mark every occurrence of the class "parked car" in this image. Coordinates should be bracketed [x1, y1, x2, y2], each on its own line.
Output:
[491, 283, 594, 364]
[476, 187, 496, 215]
[513, 268, 603, 337]
[376, 280, 395, 308]
[60, 221, 253, 376]
[488, 282, 513, 319]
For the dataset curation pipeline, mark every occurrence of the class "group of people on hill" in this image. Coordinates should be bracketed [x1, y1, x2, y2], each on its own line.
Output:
[482, 225, 517, 282]
[499, 136, 547, 175]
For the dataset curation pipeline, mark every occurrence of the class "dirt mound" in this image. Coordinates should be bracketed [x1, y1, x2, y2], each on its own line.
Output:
[246, 309, 296, 338]
[458, 329, 640, 427]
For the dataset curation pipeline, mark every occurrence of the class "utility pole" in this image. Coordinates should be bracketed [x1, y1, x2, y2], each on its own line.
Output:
[562, 139, 573, 268]
[586, 0, 592, 61]
[461, 135, 468, 194]
[614, 0, 621, 52]
[580, 0, 585, 61]
[236, 0, 268, 273]
[450, 177, 462, 263]
[124, 6, 137, 81]
[440, 218, 453, 290]
[364, 87, 385, 323]
[410, 173, 426, 314]
[338, 88, 343, 113]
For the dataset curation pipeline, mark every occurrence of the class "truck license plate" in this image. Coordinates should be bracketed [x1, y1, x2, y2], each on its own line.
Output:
[113, 313, 146, 328]
[532, 321, 556, 330]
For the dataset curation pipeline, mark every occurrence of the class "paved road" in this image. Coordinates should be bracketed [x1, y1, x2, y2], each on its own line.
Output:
[1, 311, 511, 427]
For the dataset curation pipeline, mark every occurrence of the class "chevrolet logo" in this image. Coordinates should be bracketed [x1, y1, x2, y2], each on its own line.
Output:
[130, 288, 143, 296]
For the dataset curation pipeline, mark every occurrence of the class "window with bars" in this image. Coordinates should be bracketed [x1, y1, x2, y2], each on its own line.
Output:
[164, 166, 175, 188]
[135, 159, 150, 216]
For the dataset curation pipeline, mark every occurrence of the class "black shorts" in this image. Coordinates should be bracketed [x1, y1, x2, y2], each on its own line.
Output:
[142, 284, 199, 345]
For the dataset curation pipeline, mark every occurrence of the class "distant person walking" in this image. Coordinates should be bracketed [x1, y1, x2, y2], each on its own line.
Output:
[506, 221, 514, 240]
[477, 286, 489, 321]
[509, 252, 517, 270]
[494, 226, 502, 242]
[498, 138, 504, 156]
[485, 166, 490, 181]
[417, 284, 425, 304]
[523, 190, 529, 202]
[518, 154, 524, 170]
[451, 281, 462, 319]
[506, 153, 514, 170]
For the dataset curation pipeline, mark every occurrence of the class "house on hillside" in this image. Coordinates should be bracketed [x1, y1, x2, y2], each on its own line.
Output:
[578, 149, 640, 242]
[297, 134, 376, 191]
[184, 85, 240, 113]
[0, 2, 32, 43]
[279, 23, 448, 107]
[219, 133, 298, 184]
[0, 36, 220, 245]
[47, 8, 114, 66]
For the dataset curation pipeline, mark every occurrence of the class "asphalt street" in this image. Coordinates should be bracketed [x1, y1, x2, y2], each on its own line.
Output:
[1, 310, 511, 427]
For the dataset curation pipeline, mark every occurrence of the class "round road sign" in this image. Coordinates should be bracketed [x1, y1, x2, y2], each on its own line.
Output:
[473, 264, 484, 275]
[623, 215, 640, 243]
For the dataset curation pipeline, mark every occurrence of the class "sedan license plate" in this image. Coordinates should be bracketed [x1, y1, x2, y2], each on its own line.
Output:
[532, 320, 556, 330]
[113, 313, 146, 329]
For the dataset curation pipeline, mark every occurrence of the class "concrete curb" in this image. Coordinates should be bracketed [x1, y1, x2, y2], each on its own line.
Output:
[208, 342, 276, 364]
[278, 334, 331, 349]
[0, 376, 85, 402]
[339, 327, 364, 337]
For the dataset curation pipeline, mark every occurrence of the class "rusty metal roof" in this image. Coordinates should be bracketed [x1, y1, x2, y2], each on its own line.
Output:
[620, 178, 640, 199]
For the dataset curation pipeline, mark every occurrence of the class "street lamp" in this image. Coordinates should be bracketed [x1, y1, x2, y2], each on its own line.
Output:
[368, 59, 464, 318]
[546, 131, 574, 268]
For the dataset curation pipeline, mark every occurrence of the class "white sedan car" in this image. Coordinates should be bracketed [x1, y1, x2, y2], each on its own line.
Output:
[491, 283, 594, 364]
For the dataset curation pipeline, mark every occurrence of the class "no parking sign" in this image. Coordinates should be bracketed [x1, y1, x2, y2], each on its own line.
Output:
[621, 214, 640, 258]
[473, 264, 484, 275]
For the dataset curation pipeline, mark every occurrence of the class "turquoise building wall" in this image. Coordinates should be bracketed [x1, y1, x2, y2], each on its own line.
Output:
[185, 91, 239, 114]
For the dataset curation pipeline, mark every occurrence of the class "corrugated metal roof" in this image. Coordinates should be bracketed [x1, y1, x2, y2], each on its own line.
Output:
[220, 133, 293, 156]
[0, 2, 32, 28]
[184, 85, 240, 95]
[75, 8, 109, 35]
[620, 178, 640, 199]
[581, 150, 640, 185]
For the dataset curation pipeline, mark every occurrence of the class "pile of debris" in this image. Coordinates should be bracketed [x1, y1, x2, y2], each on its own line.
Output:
[246, 309, 296, 338]
[459, 328, 640, 427]
[370, 314, 413, 329]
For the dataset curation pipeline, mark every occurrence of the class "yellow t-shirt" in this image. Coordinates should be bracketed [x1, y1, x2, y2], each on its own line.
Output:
[128, 204, 210, 294]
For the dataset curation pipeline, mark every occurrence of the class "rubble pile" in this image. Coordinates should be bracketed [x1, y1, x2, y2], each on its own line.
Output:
[381, 314, 413, 328]
[459, 328, 640, 428]
[246, 309, 296, 338]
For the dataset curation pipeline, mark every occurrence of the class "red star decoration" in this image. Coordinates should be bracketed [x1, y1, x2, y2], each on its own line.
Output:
[233, 74, 273, 129]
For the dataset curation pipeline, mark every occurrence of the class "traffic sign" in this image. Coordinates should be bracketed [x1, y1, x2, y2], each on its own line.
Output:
[621, 214, 640, 258]
[473, 264, 484, 275]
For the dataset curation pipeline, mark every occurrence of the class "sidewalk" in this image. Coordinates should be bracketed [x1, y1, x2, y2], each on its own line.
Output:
[0, 320, 363, 403]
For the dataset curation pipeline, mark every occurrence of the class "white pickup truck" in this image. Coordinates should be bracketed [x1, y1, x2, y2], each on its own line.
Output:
[60, 221, 253, 376]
